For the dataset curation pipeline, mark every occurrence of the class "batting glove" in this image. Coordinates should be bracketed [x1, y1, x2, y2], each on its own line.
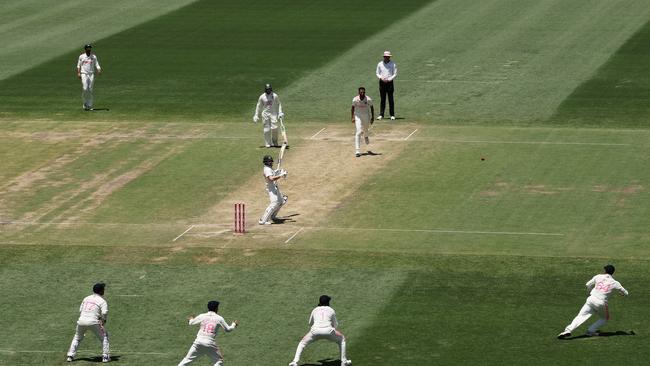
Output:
[279, 112, 284, 119]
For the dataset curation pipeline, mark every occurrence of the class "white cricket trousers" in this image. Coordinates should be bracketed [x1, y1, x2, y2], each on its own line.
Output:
[67, 322, 110, 357]
[260, 185, 286, 223]
[563, 296, 609, 334]
[292, 327, 348, 364]
[178, 343, 224, 366]
[354, 117, 370, 153]
[80, 73, 96, 108]
[263, 116, 279, 147]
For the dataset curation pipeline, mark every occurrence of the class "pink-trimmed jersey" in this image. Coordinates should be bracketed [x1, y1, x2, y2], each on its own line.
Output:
[77, 53, 101, 74]
[352, 96, 373, 121]
[78, 294, 108, 325]
[189, 311, 236, 346]
[309, 306, 338, 330]
[586, 274, 628, 302]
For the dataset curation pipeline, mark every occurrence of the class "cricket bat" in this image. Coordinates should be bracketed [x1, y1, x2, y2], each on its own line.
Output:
[279, 116, 289, 145]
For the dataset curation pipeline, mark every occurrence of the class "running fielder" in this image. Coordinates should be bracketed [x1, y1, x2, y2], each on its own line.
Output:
[557, 265, 629, 339]
[351, 87, 374, 157]
[289, 295, 351, 366]
[253, 84, 284, 147]
[259, 155, 288, 225]
[178, 300, 239, 366]
[66, 283, 110, 363]
[76, 44, 102, 111]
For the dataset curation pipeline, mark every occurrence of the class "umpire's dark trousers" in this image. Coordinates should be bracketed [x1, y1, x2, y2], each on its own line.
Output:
[379, 80, 395, 118]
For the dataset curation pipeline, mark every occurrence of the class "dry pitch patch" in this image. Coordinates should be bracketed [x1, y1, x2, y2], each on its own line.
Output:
[189, 123, 417, 244]
[0, 121, 419, 249]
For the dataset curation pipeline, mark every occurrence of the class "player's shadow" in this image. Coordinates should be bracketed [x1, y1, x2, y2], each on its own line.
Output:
[361, 151, 382, 157]
[301, 359, 343, 366]
[75, 355, 121, 362]
[272, 213, 299, 224]
[562, 330, 635, 340]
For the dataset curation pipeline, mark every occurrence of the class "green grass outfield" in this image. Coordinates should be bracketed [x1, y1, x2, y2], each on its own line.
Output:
[1, 1, 650, 365]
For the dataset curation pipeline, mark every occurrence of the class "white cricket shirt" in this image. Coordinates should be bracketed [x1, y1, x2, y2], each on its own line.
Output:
[309, 306, 338, 329]
[77, 294, 108, 325]
[189, 311, 236, 347]
[376, 60, 397, 81]
[263, 165, 277, 190]
[255, 92, 283, 119]
[586, 274, 628, 302]
[352, 95, 373, 121]
[77, 53, 101, 74]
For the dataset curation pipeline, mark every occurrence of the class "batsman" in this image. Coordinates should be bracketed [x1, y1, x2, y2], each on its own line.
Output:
[259, 155, 288, 225]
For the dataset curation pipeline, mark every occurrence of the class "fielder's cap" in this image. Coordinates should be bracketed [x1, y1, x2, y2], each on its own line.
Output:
[207, 300, 220, 311]
[265, 83, 272, 91]
[84, 44, 92, 49]
[383, 50, 392, 57]
[92, 282, 105, 294]
[319, 294, 331, 305]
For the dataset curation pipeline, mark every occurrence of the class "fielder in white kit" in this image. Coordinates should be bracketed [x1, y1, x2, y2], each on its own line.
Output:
[253, 84, 284, 147]
[351, 87, 374, 157]
[66, 283, 110, 363]
[178, 300, 239, 366]
[76, 44, 102, 111]
[557, 265, 629, 339]
[259, 155, 288, 225]
[289, 295, 351, 366]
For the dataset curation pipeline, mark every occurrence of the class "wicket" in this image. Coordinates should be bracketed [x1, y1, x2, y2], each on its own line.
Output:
[234, 203, 246, 233]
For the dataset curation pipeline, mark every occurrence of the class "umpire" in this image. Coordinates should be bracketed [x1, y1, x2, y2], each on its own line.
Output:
[376, 50, 397, 120]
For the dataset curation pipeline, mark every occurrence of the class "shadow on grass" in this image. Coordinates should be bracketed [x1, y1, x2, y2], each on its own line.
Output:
[561, 330, 636, 340]
[74, 355, 121, 362]
[301, 359, 343, 366]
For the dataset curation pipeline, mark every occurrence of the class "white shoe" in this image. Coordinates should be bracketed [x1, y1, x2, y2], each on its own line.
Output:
[102, 355, 111, 363]
[342, 360, 352, 366]
[258, 220, 271, 225]
[557, 331, 571, 339]
[355, 152, 361, 157]
[390, 116, 395, 120]
[376, 115, 383, 120]
[289, 362, 298, 366]
[66, 356, 73, 362]
[364, 136, 370, 144]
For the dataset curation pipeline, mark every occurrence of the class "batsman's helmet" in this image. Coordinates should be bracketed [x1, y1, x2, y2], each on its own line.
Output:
[84, 44, 92, 49]
[604, 264, 615, 275]
[93, 282, 105, 294]
[318, 295, 331, 306]
[207, 300, 220, 312]
[265, 84, 272, 93]
[263, 155, 273, 165]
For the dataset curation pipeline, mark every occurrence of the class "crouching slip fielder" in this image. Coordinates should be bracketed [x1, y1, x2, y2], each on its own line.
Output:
[178, 300, 238, 366]
[77, 44, 102, 110]
[253, 84, 284, 147]
[66, 283, 110, 363]
[351, 87, 374, 157]
[259, 155, 288, 225]
[558, 265, 629, 339]
[289, 295, 351, 366]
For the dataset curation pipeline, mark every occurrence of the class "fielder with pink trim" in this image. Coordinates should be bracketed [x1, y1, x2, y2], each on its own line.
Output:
[76, 44, 102, 111]
[289, 295, 351, 366]
[557, 265, 629, 339]
[66, 283, 110, 363]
